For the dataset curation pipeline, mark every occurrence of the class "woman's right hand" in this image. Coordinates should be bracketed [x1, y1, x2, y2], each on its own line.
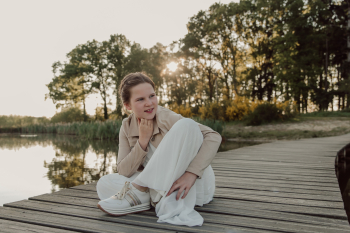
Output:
[138, 118, 153, 151]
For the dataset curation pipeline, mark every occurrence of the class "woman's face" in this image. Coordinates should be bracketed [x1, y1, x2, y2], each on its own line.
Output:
[124, 83, 158, 120]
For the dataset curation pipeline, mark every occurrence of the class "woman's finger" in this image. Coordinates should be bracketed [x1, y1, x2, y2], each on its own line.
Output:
[176, 186, 185, 200]
[167, 183, 179, 196]
[181, 186, 190, 199]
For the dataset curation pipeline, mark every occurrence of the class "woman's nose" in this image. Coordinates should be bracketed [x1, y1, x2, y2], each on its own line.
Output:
[145, 98, 152, 106]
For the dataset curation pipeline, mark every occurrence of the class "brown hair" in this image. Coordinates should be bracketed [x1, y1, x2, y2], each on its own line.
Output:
[119, 72, 155, 105]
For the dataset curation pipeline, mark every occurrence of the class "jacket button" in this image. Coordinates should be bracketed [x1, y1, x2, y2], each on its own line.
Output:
[151, 136, 155, 141]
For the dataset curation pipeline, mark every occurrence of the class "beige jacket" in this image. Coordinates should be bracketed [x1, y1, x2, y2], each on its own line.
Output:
[116, 106, 222, 178]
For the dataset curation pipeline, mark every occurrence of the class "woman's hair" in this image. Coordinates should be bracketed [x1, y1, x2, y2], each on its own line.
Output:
[119, 72, 155, 105]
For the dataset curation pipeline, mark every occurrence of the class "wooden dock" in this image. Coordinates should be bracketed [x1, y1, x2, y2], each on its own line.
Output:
[1, 134, 350, 232]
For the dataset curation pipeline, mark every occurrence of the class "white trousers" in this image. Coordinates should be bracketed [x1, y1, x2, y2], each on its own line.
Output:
[96, 118, 215, 227]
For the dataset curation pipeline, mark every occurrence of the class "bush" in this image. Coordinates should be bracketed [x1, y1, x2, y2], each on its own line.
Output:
[169, 103, 193, 118]
[199, 102, 225, 121]
[244, 103, 282, 126]
[225, 97, 251, 121]
[51, 107, 84, 123]
[276, 100, 299, 119]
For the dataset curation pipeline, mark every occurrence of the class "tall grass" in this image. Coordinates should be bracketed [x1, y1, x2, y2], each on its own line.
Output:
[301, 111, 350, 118]
[21, 120, 122, 140]
[195, 118, 224, 135]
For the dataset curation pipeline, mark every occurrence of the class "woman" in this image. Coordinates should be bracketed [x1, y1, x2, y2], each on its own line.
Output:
[97, 72, 221, 226]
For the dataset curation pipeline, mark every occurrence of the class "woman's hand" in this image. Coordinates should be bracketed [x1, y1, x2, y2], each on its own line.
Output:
[138, 118, 153, 150]
[166, 171, 198, 200]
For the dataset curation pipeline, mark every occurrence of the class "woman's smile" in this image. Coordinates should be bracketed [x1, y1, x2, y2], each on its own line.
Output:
[144, 108, 154, 113]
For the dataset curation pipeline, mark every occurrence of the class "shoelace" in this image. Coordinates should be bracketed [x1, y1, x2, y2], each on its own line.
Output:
[114, 181, 131, 200]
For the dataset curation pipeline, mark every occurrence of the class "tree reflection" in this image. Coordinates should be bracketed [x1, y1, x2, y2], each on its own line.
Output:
[44, 137, 118, 192]
[0, 134, 53, 150]
[0, 134, 119, 192]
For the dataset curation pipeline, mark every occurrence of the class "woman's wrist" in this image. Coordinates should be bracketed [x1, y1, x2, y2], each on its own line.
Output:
[138, 138, 150, 151]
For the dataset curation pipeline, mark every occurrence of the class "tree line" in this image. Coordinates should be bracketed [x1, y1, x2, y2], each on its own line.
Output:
[46, 0, 349, 121]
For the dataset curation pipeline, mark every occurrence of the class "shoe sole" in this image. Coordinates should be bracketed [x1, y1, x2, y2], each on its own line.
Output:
[97, 203, 150, 216]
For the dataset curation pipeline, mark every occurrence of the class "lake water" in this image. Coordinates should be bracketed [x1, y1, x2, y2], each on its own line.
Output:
[0, 134, 260, 206]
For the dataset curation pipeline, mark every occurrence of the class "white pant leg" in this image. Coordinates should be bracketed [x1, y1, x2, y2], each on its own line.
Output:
[96, 172, 140, 200]
[133, 118, 213, 227]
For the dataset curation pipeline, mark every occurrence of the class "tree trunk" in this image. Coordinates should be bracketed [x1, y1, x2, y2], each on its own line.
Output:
[103, 97, 108, 120]
[83, 101, 87, 122]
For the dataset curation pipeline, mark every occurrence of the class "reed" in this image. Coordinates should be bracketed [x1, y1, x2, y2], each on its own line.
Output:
[21, 120, 122, 140]
[18, 117, 224, 140]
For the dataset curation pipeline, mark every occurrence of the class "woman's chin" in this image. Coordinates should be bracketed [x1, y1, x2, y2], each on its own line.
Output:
[142, 112, 156, 120]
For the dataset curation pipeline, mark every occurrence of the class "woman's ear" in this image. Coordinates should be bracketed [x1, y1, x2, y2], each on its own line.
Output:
[124, 102, 132, 111]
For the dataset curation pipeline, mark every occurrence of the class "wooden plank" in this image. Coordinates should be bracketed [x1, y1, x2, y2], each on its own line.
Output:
[26, 191, 347, 222]
[0, 207, 174, 233]
[70, 178, 341, 194]
[53, 185, 342, 204]
[5, 200, 349, 233]
[0, 219, 76, 233]
[206, 198, 347, 220]
[1, 203, 268, 233]
[214, 189, 343, 209]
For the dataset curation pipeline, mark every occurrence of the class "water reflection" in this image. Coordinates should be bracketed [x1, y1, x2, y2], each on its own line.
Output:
[0, 134, 118, 192]
[335, 144, 350, 224]
[0, 134, 260, 199]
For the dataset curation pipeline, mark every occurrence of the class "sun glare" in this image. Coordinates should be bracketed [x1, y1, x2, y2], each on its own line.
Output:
[167, 62, 178, 72]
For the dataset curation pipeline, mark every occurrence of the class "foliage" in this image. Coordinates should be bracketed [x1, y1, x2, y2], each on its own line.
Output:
[169, 103, 193, 118]
[199, 102, 225, 121]
[244, 103, 282, 126]
[51, 107, 85, 123]
[226, 97, 252, 121]
[195, 118, 224, 135]
[21, 120, 122, 140]
[45, 0, 350, 125]
[0, 115, 49, 128]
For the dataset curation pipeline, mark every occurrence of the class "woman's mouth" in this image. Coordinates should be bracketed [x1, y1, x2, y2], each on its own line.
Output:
[144, 108, 154, 113]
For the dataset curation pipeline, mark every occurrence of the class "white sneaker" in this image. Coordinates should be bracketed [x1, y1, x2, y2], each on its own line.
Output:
[97, 181, 150, 216]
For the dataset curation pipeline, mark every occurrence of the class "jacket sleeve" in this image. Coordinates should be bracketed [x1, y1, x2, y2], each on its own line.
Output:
[186, 123, 222, 179]
[116, 123, 149, 178]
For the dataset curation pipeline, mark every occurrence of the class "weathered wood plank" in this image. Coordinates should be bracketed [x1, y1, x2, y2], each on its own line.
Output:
[26, 191, 347, 222]
[0, 219, 76, 233]
[5, 200, 349, 233]
[54, 185, 342, 204]
[0, 207, 174, 233]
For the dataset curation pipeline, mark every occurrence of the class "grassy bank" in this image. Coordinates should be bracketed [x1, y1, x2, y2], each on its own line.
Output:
[20, 121, 122, 140]
[223, 126, 350, 140]
[1, 111, 349, 141]
[223, 112, 350, 140]
[0, 118, 224, 141]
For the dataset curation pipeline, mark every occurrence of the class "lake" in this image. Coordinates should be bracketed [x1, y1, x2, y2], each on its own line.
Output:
[0, 134, 260, 206]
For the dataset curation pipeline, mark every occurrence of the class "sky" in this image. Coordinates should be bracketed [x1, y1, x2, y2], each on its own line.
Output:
[0, 0, 236, 118]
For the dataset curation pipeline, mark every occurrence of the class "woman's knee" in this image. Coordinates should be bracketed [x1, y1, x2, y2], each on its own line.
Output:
[173, 118, 199, 131]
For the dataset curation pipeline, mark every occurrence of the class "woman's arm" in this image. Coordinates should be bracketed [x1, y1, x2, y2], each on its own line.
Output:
[116, 119, 153, 177]
[186, 124, 222, 178]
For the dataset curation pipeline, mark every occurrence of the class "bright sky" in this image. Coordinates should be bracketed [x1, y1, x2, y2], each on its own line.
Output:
[0, 0, 236, 118]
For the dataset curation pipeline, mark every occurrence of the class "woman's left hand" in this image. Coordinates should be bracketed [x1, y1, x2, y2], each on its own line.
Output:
[166, 171, 198, 200]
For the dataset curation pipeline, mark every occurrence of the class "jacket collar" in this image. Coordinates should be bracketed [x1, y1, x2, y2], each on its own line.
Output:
[128, 108, 160, 137]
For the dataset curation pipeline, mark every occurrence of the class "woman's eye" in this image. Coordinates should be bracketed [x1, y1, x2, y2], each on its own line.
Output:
[137, 98, 143, 101]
